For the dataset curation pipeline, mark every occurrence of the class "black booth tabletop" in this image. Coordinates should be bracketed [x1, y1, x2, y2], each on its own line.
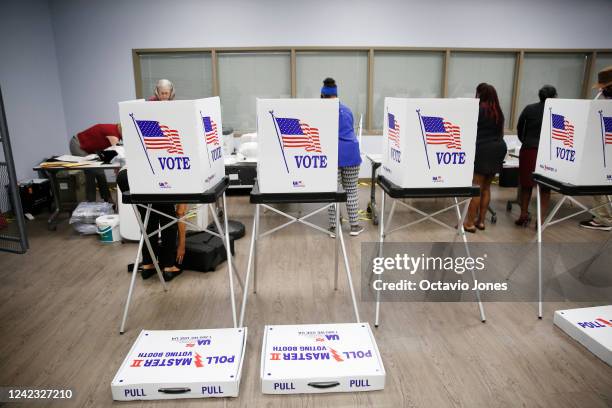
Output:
[249, 181, 347, 204]
[122, 176, 229, 204]
[533, 173, 612, 196]
[377, 175, 480, 199]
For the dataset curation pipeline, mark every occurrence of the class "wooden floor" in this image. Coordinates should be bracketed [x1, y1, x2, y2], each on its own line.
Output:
[1, 185, 611, 408]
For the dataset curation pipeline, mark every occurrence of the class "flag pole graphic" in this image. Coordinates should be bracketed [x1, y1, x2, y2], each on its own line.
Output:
[130, 113, 155, 175]
[200, 111, 212, 168]
[416, 109, 431, 170]
[269, 110, 289, 173]
[599, 110, 607, 168]
[549, 107, 552, 160]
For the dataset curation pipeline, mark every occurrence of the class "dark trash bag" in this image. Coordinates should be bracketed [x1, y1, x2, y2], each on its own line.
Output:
[182, 231, 235, 273]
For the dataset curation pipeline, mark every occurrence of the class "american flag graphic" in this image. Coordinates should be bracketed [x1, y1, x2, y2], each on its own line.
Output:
[202, 116, 219, 146]
[603, 115, 612, 145]
[421, 116, 462, 150]
[136, 120, 184, 154]
[551, 114, 574, 148]
[387, 113, 400, 148]
[275, 117, 322, 153]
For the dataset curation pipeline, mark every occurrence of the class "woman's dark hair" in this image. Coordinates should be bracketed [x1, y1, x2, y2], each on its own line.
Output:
[538, 85, 557, 102]
[321, 77, 337, 98]
[476, 83, 504, 128]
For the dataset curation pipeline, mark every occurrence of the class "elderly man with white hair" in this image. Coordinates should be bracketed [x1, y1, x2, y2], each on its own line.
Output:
[148, 78, 175, 101]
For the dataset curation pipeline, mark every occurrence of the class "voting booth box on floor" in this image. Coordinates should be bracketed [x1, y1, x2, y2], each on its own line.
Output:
[554, 305, 612, 366]
[111, 328, 247, 401]
[256, 98, 339, 193]
[535, 99, 612, 185]
[119, 97, 225, 194]
[260, 323, 385, 394]
[382, 98, 479, 188]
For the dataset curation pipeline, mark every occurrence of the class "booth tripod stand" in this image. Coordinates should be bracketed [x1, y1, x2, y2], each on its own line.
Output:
[532, 173, 612, 319]
[238, 182, 361, 327]
[119, 177, 244, 333]
[373, 175, 487, 327]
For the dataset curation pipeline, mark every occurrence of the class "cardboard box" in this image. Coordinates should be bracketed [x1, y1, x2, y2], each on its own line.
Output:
[381, 98, 479, 188]
[119, 97, 225, 194]
[535, 99, 612, 185]
[256, 98, 339, 193]
[260, 323, 385, 394]
[111, 328, 247, 401]
[554, 305, 612, 366]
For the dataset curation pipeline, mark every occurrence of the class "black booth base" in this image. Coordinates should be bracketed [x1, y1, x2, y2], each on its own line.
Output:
[377, 176, 480, 199]
[122, 177, 229, 204]
[249, 182, 347, 204]
[533, 173, 612, 196]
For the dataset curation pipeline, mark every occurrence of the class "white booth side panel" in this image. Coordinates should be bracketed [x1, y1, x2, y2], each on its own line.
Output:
[382, 98, 478, 188]
[119, 98, 224, 195]
[256, 98, 339, 193]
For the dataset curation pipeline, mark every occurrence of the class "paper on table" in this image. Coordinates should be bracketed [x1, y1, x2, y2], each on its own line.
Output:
[54, 154, 98, 162]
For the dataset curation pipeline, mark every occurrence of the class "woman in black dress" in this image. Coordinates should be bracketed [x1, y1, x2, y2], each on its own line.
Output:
[463, 83, 507, 232]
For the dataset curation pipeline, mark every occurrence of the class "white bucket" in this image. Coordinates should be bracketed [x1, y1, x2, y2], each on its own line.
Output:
[96, 214, 121, 243]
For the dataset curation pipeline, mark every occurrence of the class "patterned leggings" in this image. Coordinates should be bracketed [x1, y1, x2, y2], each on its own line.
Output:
[329, 165, 360, 228]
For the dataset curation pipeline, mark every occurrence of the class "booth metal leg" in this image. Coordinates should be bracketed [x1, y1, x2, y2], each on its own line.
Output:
[385, 200, 397, 239]
[209, 194, 237, 328]
[133, 204, 167, 290]
[119, 211, 149, 334]
[336, 202, 361, 323]
[334, 204, 340, 290]
[239, 204, 259, 327]
[253, 204, 259, 294]
[536, 185, 543, 319]
[375, 192, 386, 328]
[454, 197, 486, 323]
[119, 206, 154, 334]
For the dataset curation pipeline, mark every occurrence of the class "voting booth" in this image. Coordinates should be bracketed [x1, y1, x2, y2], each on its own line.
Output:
[260, 323, 385, 394]
[256, 98, 339, 193]
[554, 306, 612, 366]
[382, 98, 479, 188]
[375, 97, 485, 327]
[535, 99, 612, 186]
[119, 97, 225, 194]
[112, 328, 247, 401]
[531, 99, 612, 318]
[116, 97, 241, 335]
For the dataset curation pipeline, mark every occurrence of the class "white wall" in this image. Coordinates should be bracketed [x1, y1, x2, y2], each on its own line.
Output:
[0, 0, 67, 180]
[50, 0, 612, 136]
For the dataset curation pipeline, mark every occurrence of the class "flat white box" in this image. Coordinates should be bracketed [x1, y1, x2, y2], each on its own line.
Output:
[111, 328, 247, 401]
[256, 98, 339, 193]
[119, 97, 225, 194]
[554, 305, 612, 366]
[260, 323, 385, 394]
[382, 98, 479, 188]
[535, 99, 612, 185]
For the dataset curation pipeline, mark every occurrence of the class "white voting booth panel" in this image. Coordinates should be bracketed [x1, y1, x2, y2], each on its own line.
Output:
[260, 323, 385, 394]
[256, 98, 339, 193]
[382, 98, 478, 188]
[554, 305, 612, 366]
[119, 97, 225, 194]
[111, 328, 247, 401]
[535, 99, 612, 185]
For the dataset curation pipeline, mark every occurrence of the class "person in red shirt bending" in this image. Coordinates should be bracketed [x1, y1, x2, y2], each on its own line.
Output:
[69, 123, 122, 202]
